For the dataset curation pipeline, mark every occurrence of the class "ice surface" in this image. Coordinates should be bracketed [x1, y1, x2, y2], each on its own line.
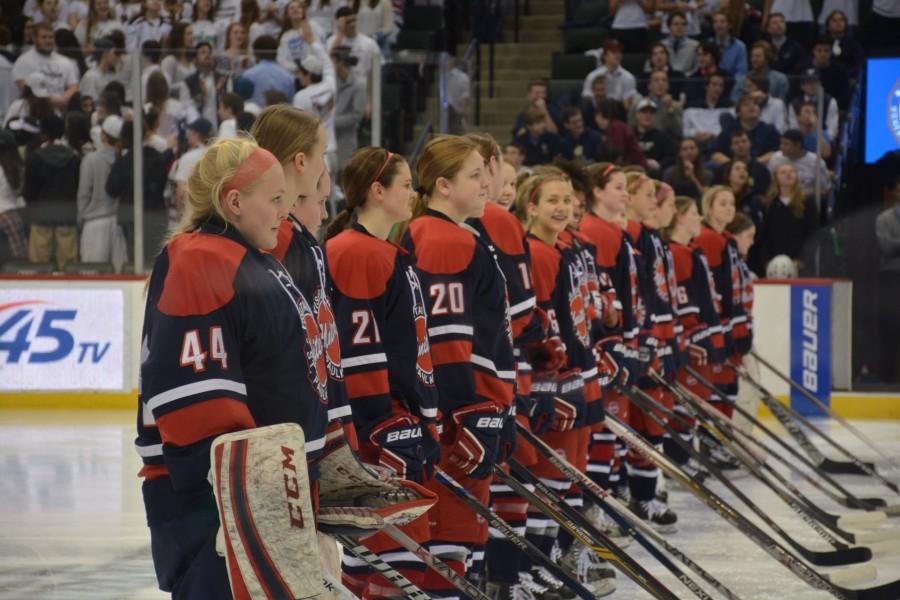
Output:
[0, 411, 898, 599]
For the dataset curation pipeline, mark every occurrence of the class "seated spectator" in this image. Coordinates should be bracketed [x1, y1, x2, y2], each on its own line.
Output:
[768, 129, 830, 197]
[633, 98, 676, 175]
[628, 69, 683, 141]
[711, 95, 781, 165]
[217, 92, 243, 139]
[243, 35, 296, 107]
[277, 0, 326, 75]
[716, 129, 772, 197]
[332, 47, 366, 170]
[821, 10, 863, 79]
[610, 0, 653, 53]
[659, 11, 700, 75]
[709, 10, 747, 78]
[792, 101, 832, 160]
[764, 12, 809, 75]
[513, 105, 561, 167]
[580, 73, 627, 127]
[761, 161, 818, 268]
[640, 42, 686, 98]
[811, 36, 850, 109]
[721, 158, 766, 273]
[663, 136, 711, 200]
[183, 41, 220, 124]
[763, 0, 815, 48]
[79, 37, 124, 104]
[558, 106, 604, 163]
[24, 115, 80, 268]
[0, 130, 26, 260]
[683, 40, 727, 106]
[819, 1, 858, 31]
[503, 142, 526, 172]
[788, 67, 839, 141]
[732, 40, 790, 102]
[106, 120, 169, 265]
[743, 75, 787, 133]
[512, 79, 559, 138]
[12, 22, 78, 112]
[126, 0, 172, 52]
[683, 73, 732, 145]
[78, 114, 125, 269]
[581, 39, 639, 107]
[592, 98, 646, 167]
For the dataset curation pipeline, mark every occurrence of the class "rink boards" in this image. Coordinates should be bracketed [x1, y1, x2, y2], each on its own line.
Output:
[1, 275, 898, 419]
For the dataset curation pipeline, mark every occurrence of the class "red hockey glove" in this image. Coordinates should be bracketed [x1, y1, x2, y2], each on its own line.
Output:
[550, 371, 586, 432]
[367, 414, 440, 484]
[448, 401, 505, 479]
[687, 343, 707, 367]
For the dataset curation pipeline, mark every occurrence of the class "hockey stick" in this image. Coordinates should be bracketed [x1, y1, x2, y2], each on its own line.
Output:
[431, 467, 596, 600]
[620, 384, 873, 567]
[604, 415, 900, 600]
[685, 365, 894, 512]
[657, 376, 897, 547]
[729, 363, 900, 495]
[334, 535, 430, 600]
[379, 523, 492, 600]
[668, 377, 891, 530]
[491, 465, 681, 600]
[752, 349, 900, 471]
[515, 423, 742, 600]
[322, 571, 359, 600]
[507, 457, 720, 600]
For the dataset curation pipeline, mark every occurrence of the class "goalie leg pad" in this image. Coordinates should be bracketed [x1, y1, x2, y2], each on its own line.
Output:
[211, 423, 323, 600]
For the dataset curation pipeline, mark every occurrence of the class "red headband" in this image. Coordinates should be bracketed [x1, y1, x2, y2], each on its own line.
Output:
[602, 163, 616, 178]
[656, 182, 673, 206]
[370, 151, 394, 186]
[223, 147, 279, 194]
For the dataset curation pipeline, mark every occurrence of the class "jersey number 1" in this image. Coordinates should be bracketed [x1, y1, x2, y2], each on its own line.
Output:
[180, 327, 228, 372]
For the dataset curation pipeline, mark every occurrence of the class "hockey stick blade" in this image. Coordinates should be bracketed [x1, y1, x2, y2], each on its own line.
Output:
[885, 505, 900, 517]
[821, 457, 878, 476]
[826, 564, 878, 587]
[334, 535, 430, 600]
[849, 528, 900, 544]
[837, 512, 889, 529]
[860, 538, 900, 558]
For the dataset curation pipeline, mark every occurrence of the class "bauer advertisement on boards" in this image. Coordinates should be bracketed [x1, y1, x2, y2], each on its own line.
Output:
[0, 288, 124, 391]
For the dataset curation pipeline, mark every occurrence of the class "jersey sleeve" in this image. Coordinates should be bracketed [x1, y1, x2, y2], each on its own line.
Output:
[138, 248, 256, 493]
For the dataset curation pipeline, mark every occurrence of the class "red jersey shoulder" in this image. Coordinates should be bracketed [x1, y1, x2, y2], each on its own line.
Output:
[625, 220, 643, 243]
[692, 227, 726, 267]
[409, 215, 476, 274]
[479, 202, 526, 256]
[326, 229, 398, 299]
[668, 243, 694, 280]
[269, 219, 293, 261]
[158, 232, 247, 316]
[579, 213, 623, 267]
[527, 237, 561, 303]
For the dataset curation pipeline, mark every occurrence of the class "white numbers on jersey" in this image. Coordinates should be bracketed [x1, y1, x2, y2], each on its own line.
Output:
[180, 327, 229, 372]
[517, 263, 532, 290]
[351, 310, 382, 345]
[429, 282, 465, 315]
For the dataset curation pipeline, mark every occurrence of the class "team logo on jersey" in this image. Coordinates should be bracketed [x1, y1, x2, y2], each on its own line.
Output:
[567, 262, 591, 348]
[727, 244, 743, 309]
[269, 269, 329, 405]
[406, 267, 435, 387]
[314, 292, 343, 381]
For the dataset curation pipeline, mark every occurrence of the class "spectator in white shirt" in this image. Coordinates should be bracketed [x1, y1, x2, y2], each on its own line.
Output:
[12, 22, 79, 112]
[744, 74, 787, 133]
[306, 0, 346, 36]
[355, 0, 395, 56]
[326, 6, 380, 116]
[74, 0, 125, 51]
[657, 2, 702, 38]
[32, 0, 69, 31]
[126, 0, 172, 53]
[581, 39, 640, 108]
[189, 0, 224, 49]
[277, 0, 326, 73]
[160, 23, 198, 93]
[660, 11, 700, 75]
[610, 0, 653, 53]
[217, 92, 243, 138]
[768, 129, 830, 197]
[293, 52, 338, 170]
[683, 73, 733, 143]
[79, 37, 125, 103]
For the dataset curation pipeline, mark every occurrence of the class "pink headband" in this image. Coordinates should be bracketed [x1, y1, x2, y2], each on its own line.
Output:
[656, 182, 673, 206]
[223, 147, 279, 194]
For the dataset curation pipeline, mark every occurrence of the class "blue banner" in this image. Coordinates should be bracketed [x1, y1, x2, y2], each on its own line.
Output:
[789, 285, 831, 416]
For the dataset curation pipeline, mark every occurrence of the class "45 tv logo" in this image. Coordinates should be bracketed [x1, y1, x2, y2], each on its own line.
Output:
[0, 301, 110, 364]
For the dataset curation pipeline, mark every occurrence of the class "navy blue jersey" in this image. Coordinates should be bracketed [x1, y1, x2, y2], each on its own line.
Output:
[271, 216, 351, 429]
[136, 222, 328, 524]
[326, 224, 439, 442]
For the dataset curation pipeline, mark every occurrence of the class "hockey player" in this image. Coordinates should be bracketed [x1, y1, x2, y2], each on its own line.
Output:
[516, 169, 616, 597]
[620, 171, 679, 531]
[660, 196, 726, 478]
[693, 185, 751, 472]
[324, 147, 441, 596]
[401, 135, 517, 597]
[463, 134, 549, 596]
[136, 138, 328, 598]
[725, 213, 758, 435]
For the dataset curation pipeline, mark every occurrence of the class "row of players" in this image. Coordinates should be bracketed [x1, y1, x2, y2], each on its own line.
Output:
[135, 103, 753, 599]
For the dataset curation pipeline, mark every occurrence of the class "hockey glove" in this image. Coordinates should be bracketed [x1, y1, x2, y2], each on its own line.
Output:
[528, 376, 558, 435]
[367, 414, 440, 484]
[687, 342, 707, 367]
[525, 336, 568, 376]
[550, 371, 586, 432]
[448, 401, 505, 479]
[497, 405, 518, 463]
